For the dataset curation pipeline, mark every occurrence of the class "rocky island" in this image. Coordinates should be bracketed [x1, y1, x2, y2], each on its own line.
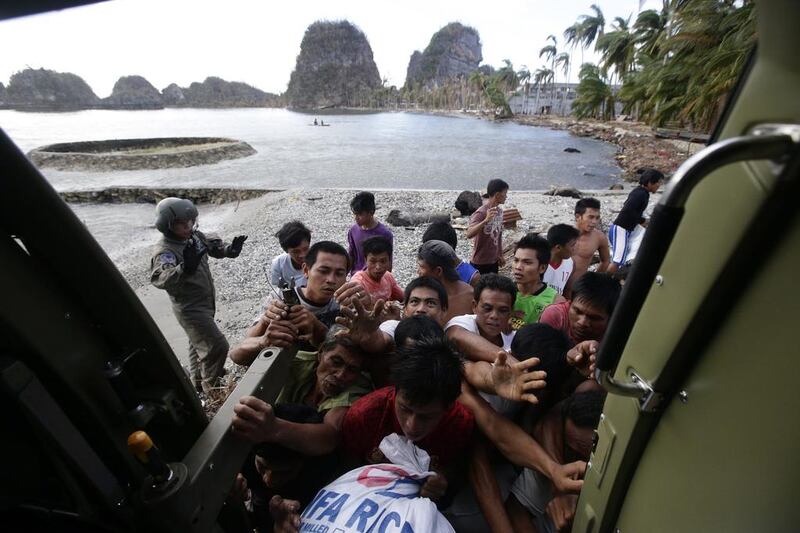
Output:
[405, 22, 483, 88]
[286, 20, 382, 109]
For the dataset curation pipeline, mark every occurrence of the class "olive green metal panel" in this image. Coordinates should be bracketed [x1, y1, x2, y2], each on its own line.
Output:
[612, 204, 800, 532]
[575, 2, 800, 530]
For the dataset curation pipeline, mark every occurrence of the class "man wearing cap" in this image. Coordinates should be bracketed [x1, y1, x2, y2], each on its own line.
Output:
[466, 179, 509, 275]
[150, 197, 247, 393]
[417, 240, 475, 322]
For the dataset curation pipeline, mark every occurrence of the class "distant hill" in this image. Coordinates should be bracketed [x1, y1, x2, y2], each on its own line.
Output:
[405, 23, 483, 88]
[286, 20, 382, 109]
[6, 68, 100, 110]
[104, 75, 164, 109]
[161, 77, 282, 108]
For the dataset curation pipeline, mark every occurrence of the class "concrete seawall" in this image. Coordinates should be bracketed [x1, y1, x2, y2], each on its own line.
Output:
[59, 187, 277, 204]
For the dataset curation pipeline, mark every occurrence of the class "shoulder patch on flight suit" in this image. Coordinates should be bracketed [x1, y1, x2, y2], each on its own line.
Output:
[157, 251, 178, 265]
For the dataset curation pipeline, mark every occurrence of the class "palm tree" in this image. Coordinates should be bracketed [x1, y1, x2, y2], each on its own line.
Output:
[517, 66, 531, 113]
[539, 35, 559, 114]
[577, 4, 606, 51]
[554, 52, 571, 114]
[595, 15, 635, 86]
[563, 22, 584, 64]
[573, 62, 611, 119]
[533, 66, 554, 114]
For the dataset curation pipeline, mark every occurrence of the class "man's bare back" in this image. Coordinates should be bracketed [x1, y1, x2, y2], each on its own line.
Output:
[444, 280, 476, 322]
[572, 229, 610, 280]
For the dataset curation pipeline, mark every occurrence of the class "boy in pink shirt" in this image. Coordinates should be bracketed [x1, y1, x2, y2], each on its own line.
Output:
[350, 236, 404, 303]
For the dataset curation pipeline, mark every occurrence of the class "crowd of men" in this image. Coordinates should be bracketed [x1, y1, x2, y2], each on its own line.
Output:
[149, 171, 664, 532]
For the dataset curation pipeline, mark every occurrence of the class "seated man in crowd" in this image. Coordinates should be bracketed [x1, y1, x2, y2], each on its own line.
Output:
[230, 327, 373, 527]
[417, 240, 475, 321]
[336, 276, 449, 354]
[544, 223, 580, 298]
[229, 241, 363, 365]
[349, 235, 404, 303]
[446, 273, 517, 362]
[270, 220, 311, 288]
[422, 220, 481, 286]
[510, 234, 564, 330]
[540, 271, 620, 347]
[571, 198, 611, 284]
[506, 390, 605, 533]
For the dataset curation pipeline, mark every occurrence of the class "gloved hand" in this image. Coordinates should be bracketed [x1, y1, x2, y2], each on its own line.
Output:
[226, 235, 248, 258]
[183, 240, 206, 274]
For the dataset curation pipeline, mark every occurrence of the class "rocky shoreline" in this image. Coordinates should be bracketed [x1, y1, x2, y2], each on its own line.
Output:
[512, 115, 703, 180]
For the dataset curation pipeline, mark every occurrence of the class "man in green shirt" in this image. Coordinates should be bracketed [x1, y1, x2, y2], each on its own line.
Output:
[511, 234, 565, 330]
[231, 326, 373, 455]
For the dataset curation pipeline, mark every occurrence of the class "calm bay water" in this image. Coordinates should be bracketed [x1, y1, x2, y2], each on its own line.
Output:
[0, 108, 621, 191]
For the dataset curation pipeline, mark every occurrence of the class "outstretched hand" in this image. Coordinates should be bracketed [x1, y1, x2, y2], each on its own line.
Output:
[491, 350, 547, 404]
[335, 295, 387, 345]
[227, 235, 248, 257]
[566, 340, 599, 378]
[231, 396, 277, 443]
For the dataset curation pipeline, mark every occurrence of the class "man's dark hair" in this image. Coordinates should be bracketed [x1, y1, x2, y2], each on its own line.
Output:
[418, 242, 459, 282]
[318, 325, 364, 359]
[350, 191, 376, 214]
[362, 235, 393, 258]
[422, 221, 458, 250]
[394, 316, 445, 347]
[575, 197, 601, 216]
[404, 276, 448, 311]
[562, 390, 606, 429]
[571, 272, 621, 317]
[275, 221, 311, 251]
[392, 336, 463, 407]
[511, 324, 571, 390]
[305, 241, 350, 270]
[474, 273, 517, 303]
[639, 168, 665, 186]
[547, 224, 580, 248]
[515, 233, 551, 266]
[486, 178, 510, 197]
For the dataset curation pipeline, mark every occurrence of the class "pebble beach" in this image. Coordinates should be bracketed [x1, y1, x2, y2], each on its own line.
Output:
[102, 187, 652, 363]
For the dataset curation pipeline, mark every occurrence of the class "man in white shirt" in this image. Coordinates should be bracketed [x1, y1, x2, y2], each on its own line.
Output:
[270, 221, 311, 288]
[543, 224, 580, 297]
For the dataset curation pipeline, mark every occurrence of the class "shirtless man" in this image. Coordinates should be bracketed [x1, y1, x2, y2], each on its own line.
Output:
[571, 198, 610, 284]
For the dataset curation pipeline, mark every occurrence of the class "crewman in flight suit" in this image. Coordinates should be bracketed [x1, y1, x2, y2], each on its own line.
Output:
[150, 197, 247, 393]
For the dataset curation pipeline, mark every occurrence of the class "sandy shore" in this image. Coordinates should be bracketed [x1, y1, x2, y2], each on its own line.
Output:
[111, 187, 651, 364]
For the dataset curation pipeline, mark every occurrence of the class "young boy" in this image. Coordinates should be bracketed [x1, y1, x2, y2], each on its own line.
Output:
[270, 221, 311, 288]
[350, 236, 404, 303]
[544, 224, 580, 297]
[510, 234, 564, 330]
[466, 179, 509, 274]
[346, 191, 394, 275]
[608, 168, 665, 273]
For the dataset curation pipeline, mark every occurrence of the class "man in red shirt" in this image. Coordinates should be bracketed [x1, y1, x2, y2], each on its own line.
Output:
[341, 336, 474, 501]
[540, 272, 620, 347]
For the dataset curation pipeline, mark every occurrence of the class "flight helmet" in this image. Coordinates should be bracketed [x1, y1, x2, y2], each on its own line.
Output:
[155, 197, 198, 235]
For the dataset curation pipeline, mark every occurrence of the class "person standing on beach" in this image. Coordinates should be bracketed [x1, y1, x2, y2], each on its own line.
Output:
[571, 198, 611, 284]
[270, 221, 311, 288]
[608, 169, 664, 274]
[346, 191, 394, 275]
[544, 224, 580, 298]
[466, 179, 509, 274]
[150, 197, 247, 393]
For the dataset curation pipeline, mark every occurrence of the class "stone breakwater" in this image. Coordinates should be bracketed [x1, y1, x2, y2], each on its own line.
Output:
[61, 187, 273, 205]
[28, 137, 256, 172]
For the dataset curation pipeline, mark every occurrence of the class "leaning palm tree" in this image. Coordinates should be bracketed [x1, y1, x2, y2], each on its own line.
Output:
[577, 4, 606, 51]
[533, 66, 554, 114]
[554, 52, 571, 115]
[595, 15, 635, 85]
[517, 66, 531, 113]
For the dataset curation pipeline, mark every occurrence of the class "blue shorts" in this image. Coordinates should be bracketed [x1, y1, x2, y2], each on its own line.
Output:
[609, 224, 632, 265]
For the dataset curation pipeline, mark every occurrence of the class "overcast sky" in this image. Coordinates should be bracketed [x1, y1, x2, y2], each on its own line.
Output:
[0, 0, 658, 97]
